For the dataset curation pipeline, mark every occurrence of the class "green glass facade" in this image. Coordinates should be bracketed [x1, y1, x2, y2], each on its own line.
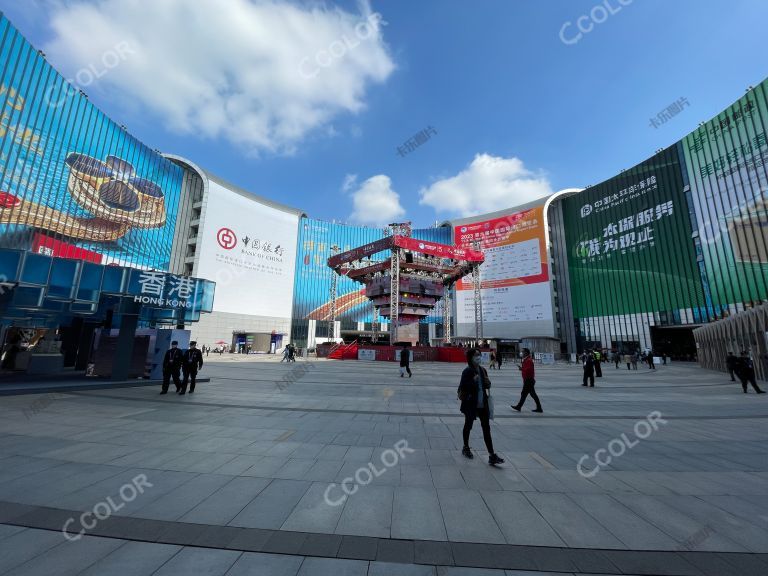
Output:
[560, 78, 768, 356]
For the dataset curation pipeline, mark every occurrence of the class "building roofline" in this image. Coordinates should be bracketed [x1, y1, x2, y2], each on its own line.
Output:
[163, 154, 308, 218]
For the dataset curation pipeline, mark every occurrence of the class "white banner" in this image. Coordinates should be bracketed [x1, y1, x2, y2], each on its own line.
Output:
[196, 181, 298, 318]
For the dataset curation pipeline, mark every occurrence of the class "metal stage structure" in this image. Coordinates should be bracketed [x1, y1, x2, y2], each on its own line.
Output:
[327, 223, 485, 344]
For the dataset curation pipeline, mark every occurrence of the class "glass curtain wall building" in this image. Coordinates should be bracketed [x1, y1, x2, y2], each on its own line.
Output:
[0, 14, 184, 271]
[555, 79, 768, 358]
[291, 218, 451, 348]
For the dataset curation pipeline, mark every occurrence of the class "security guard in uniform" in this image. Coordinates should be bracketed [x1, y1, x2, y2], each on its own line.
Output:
[180, 341, 204, 395]
[161, 340, 183, 394]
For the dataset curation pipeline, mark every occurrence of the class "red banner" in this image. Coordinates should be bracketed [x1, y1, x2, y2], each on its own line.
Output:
[393, 236, 484, 261]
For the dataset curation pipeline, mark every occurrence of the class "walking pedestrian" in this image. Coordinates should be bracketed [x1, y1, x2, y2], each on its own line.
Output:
[288, 343, 296, 362]
[281, 345, 290, 362]
[399, 344, 412, 377]
[647, 349, 656, 370]
[511, 348, 542, 413]
[457, 348, 504, 465]
[160, 340, 183, 394]
[735, 351, 765, 394]
[623, 352, 631, 370]
[180, 341, 204, 395]
[497, 352, 502, 370]
[614, 351, 621, 369]
[726, 351, 737, 382]
[631, 351, 639, 370]
[582, 350, 595, 387]
[489, 351, 496, 370]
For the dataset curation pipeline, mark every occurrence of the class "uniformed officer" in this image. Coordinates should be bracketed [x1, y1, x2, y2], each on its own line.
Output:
[161, 340, 183, 394]
[180, 341, 204, 395]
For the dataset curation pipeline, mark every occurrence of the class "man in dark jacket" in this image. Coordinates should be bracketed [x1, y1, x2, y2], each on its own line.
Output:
[161, 340, 183, 394]
[726, 352, 737, 382]
[399, 344, 412, 377]
[735, 351, 765, 394]
[180, 341, 204, 395]
[511, 348, 542, 413]
[457, 348, 504, 465]
[582, 350, 595, 387]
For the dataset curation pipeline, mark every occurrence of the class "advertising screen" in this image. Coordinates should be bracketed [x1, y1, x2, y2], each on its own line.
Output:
[562, 147, 704, 319]
[0, 16, 181, 270]
[681, 78, 768, 313]
[454, 206, 553, 337]
[196, 180, 299, 318]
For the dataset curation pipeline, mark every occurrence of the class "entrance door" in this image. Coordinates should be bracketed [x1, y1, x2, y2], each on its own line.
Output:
[650, 326, 698, 361]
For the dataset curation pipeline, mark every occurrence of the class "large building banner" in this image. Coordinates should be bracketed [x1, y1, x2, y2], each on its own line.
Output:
[562, 148, 704, 319]
[195, 180, 298, 318]
[0, 16, 181, 270]
[681, 79, 768, 314]
[454, 206, 554, 338]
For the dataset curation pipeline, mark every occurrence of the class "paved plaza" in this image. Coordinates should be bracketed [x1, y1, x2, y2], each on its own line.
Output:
[0, 356, 767, 575]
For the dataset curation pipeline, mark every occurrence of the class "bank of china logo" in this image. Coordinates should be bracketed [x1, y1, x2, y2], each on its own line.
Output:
[418, 242, 425, 249]
[461, 226, 467, 233]
[217, 227, 237, 250]
[580, 204, 593, 218]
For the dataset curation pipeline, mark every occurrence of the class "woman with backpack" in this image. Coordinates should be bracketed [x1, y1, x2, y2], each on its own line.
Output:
[457, 348, 504, 465]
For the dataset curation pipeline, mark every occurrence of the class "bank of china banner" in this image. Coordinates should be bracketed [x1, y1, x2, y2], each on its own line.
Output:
[195, 181, 298, 318]
[681, 79, 768, 313]
[563, 148, 704, 318]
[0, 16, 181, 270]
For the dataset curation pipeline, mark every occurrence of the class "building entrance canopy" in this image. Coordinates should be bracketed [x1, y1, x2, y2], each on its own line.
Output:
[0, 248, 215, 328]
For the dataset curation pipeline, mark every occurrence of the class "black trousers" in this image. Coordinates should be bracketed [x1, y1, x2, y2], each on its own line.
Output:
[595, 362, 602, 377]
[162, 368, 181, 392]
[728, 368, 735, 381]
[583, 370, 594, 386]
[463, 406, 494, 453]
[739, 373, 763, 393]
[400, 364, 411, 376]
[181, 368, 198, 392]
[515, 378, 541, 410]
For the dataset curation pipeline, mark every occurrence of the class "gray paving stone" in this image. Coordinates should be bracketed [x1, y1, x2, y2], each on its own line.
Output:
[375, 538, 414, 563]
[335, 485, 393, 538]
[281, 482, 346, 533]
[132, 473, 233, 521]
[369, 561, 436, 575]
[180, 477, 272, 525]
[524, 492, 625, 549]
[391, 487, 446, 541]
[79, 541, 182, 576]
[298, 532, 342, 557]
[481, 491, 566, 546]
[0, 527, 65, 573]
[152, 546, 241, 576]
[437, 489, 505, 544]
[230, 479, 310, 529]
[225, 551, 304, 576]
[296, 556, 368, 576]
[337, 535, 379, 560]
[6, 533, 124, 576]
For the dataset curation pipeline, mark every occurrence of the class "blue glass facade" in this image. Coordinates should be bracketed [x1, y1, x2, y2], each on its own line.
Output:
[290, 218, 450, 345]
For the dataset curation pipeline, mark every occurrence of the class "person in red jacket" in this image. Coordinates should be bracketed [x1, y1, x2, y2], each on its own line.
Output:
[511, 348, 543, 413]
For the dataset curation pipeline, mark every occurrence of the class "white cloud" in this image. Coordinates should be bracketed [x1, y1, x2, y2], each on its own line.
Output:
[41, 0, 395, 155]
[419, 154, 553, 217]
[341, 173, 358, 192]
[348, 175, 405, 226]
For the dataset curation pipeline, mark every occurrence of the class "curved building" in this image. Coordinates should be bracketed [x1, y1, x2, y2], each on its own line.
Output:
[167, 156, 305, 352]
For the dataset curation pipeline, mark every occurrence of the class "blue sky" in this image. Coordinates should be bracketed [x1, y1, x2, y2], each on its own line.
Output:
[2, 0, 767, 226]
